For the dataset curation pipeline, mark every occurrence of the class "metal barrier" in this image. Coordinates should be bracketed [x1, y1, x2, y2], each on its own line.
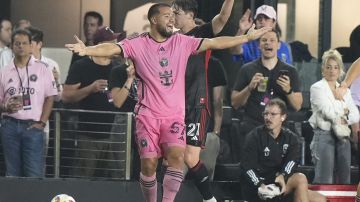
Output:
[0, 108, 134, 180]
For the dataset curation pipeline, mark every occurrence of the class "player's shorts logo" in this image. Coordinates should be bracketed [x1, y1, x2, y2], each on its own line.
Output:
[140, 139, 148, 148]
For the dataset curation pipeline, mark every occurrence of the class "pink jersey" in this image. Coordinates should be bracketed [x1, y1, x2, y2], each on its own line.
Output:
[118, 33, 202, 118]
[0, 56, 58, 121]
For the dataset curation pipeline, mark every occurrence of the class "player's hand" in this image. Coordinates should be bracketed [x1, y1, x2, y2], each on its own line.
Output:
[246, 24, 272, 41]
[238, 9, 253, 34]
[65, 35, 87, 56]
[248, 73, 264, 90]
[276, 75, 291, 94]
[91, 79, 108, 93]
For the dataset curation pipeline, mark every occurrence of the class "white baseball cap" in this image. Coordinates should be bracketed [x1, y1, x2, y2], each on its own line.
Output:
[254, 5, 277, 20]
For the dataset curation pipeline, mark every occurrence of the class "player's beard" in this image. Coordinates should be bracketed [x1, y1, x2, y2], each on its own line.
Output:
[157, 24, 173, 38]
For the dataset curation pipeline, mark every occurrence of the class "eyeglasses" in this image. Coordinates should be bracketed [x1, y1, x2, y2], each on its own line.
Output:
[262, 112, 281, 117]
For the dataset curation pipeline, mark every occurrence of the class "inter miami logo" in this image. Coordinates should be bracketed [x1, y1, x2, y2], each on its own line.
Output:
[140, 139, 148, 148]
[282, 144, 289, 156]
[264, 147, 270, 156]
[159, 58, 168, 67]
[159, 70, 173, 86]
[30, 74, 38, 82]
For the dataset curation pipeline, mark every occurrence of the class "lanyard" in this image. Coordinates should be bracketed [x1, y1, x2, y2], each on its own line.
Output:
[14, 57, 30, 95]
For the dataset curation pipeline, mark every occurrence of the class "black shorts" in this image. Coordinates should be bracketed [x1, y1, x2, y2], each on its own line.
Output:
[185, 105, 209, 148]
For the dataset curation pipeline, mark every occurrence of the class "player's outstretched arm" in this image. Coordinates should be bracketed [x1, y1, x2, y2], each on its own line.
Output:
[65, 35, 122, 57]
[197, 25, 271, 53]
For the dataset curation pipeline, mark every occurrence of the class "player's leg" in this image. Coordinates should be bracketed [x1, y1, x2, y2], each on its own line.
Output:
[161, 119, 187, 202]
[136, 115, 161, 202]
[185, 108, 216, 202]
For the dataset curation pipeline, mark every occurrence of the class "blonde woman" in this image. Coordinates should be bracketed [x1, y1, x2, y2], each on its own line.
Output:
[309, 49, 359, 184]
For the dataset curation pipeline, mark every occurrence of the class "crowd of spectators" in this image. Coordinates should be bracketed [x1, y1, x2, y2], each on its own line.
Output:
[0, 1, 360, 201]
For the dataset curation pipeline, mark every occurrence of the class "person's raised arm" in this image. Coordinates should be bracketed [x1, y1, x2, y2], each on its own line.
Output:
[65, 35, 122, 57]
[197, 25, 271, 53]
[211, 0, 234, 35]
[230, 9, 253, 55]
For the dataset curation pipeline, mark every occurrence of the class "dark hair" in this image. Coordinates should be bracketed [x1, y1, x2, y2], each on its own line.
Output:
[266, 98, 287, 115]
[147, 3, 171, 22]
[0, 18, 10, 30]
[172, 0, 198, 18]
[260, 28, 280, 42]
[84, 11, 103, 26]
[11, 29, 32, 44]
[27, 26, 43, 43]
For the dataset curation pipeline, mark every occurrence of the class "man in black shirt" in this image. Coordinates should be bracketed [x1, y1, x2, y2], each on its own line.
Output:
[62, 27, 125, 178]
[172, 0, 233, 201]
[231, 30, 302, 161]
[241, 99, 325, 202]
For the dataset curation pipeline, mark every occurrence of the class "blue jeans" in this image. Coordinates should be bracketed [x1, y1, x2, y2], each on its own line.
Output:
[310, 129, 351, 184]
[0, 117, 44, 177]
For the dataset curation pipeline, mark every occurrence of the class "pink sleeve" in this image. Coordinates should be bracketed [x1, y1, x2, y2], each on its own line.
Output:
[180, 34, 203, 55]
[43, 67, 58, 97]
[117, 38, 136, 59]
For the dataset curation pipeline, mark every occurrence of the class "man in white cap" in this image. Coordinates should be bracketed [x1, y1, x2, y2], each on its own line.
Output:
[231, 5, 292, 65]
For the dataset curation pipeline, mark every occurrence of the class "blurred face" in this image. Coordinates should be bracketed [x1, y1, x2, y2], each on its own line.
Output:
[172, 6, 193, 30]
[12, 34, 32, 57]
[255, 14, 275, 29]
[84, 16, 100, 42]
[263, 105, 285, 131]
[31, 40, 42, 55]
[154, 7, 175, 38]
[259, 31, 280, 59]
[322, 58, 341, 82]
[0, 20, 12, 46]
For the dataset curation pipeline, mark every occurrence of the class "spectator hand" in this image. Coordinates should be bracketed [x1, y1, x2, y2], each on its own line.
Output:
[275, 174, 287, 194]
[4, 96, 23, 114]
[246, 24, 272, 41]
[65, 35, 87, 56]
[248, 73, 264, 90]
[238, 9, 253, 35]
[91, 79, 108, 93]
[27, 122, 45, 130]
[125, 59, 136, 80]
[276, 75, 291, 94]
[52, 68, 60, 82]
[334, 85, 347, 101]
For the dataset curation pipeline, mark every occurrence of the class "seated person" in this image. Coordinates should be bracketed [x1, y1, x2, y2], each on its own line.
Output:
[241, 98, 326, 202]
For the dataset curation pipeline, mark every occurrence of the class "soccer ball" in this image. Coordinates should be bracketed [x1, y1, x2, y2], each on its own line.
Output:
[50, 194, 76, 202]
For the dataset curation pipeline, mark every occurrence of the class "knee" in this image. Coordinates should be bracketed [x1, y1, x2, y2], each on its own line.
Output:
[166, 149, 185, 167]
[293, 173, 309, 187]
[141, 159, 157, 176]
